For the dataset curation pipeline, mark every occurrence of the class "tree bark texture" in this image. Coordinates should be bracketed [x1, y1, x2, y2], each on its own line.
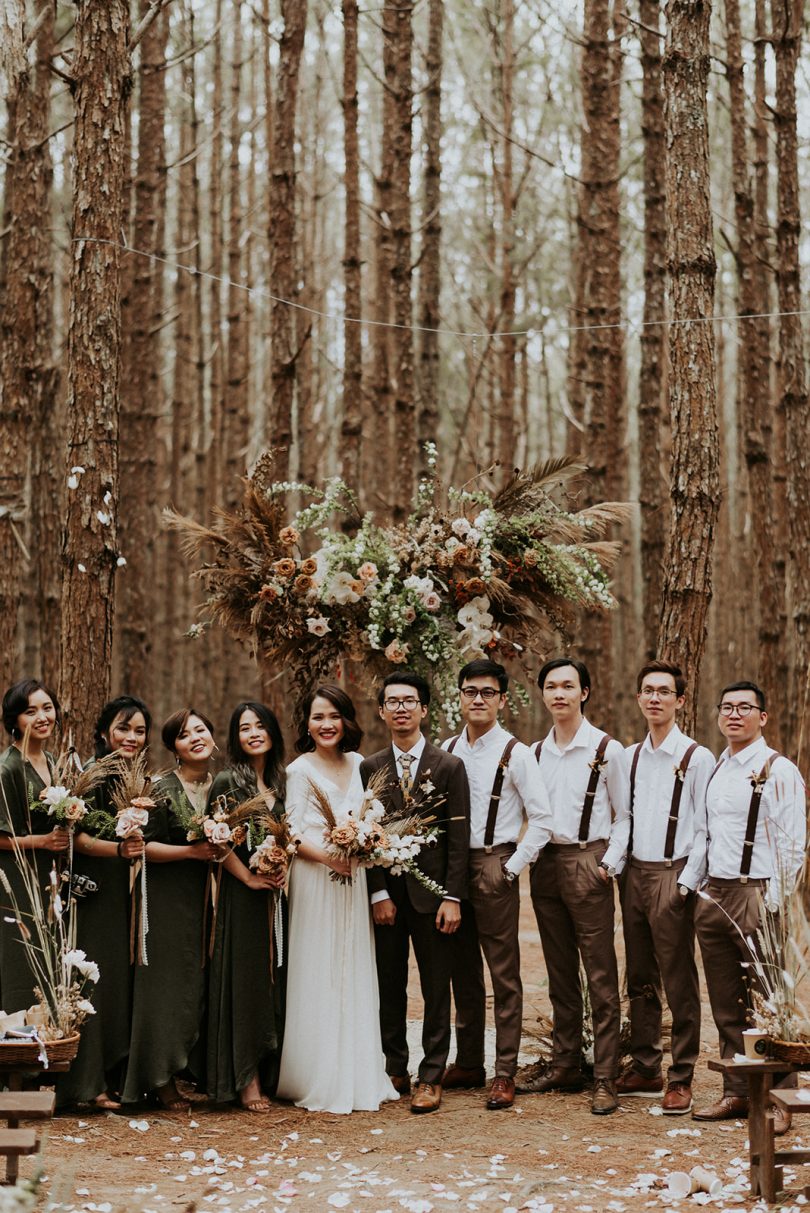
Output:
[656, 0, 719, 737]
[416, 0, 443, 475]
[225, 1, 249, 506]
[340, 0, 363, 493]
[60, 1, 130, 752]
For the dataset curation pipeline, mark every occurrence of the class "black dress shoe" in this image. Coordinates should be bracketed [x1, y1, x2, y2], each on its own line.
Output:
[389, 1073, 411, 1095]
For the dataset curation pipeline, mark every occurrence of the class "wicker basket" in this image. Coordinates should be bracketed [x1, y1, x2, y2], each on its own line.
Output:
[766, 1038, 810, 1066]
[0, 1033, 80, 1066]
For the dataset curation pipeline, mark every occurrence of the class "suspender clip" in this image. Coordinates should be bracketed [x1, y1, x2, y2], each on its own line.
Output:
[664, 858, 672, 868]
[740, 875, 749, 884]
[579, 840, 587, 850]
[484, 845, 493, 854]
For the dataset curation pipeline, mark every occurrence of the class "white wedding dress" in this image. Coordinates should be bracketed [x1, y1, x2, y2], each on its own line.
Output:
[276, 752, 398, 1113]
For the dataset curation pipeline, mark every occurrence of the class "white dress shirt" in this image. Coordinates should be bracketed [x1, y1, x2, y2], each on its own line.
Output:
[536, 717, 630, 873]
[695, 736, 805, 905]
[624, 724, 715, 890]
[441, 723, 552, 876]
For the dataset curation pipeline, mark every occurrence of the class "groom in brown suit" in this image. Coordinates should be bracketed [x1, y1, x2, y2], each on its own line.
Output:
[362, 672, 470, 1114]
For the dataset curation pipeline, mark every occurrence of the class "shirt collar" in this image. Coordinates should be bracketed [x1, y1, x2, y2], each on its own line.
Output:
[459, 721, 508, 752]
[544, 715, 593, 755]
[393, 733, 426, 763]
[642, 722, 682, 756]
[723, 735, 769, 767]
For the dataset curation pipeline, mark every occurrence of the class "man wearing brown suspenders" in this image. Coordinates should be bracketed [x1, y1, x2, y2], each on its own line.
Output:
[528, 657, 630, 1115]
[692, 680, 805, 1131]
[441, 659, 552, 1110]
[616, 661, 715, 1114]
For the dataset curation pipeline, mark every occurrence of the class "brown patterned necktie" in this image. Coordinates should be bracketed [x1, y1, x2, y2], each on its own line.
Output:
[399, 753, 414, 797]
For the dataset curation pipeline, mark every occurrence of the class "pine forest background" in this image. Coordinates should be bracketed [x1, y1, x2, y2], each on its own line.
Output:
[1, 0, 809, 762]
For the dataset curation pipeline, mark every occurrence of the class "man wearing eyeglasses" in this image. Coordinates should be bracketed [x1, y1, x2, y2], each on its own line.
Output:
[439, 659, 552, 1110]
[692, 681, 805, 1127]
[616, 661, 715, 1115]
[362, 672, 470, 1114]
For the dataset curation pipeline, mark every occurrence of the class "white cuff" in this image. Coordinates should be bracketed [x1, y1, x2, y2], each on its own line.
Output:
[370, 890, 391, 905]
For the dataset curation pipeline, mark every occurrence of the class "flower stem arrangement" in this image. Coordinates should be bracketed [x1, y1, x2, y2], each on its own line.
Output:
[167, 448, 627, 722]
[81, 752, 156, 841]
[308, 769, 448, 897]
[33, 749, 124, 850]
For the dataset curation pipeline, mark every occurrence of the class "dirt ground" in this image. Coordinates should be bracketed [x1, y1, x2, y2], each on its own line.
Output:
[34, 887, 808, 1213]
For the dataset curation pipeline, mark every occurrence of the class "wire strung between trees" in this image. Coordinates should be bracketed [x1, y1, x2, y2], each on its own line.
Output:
[73, 235, 810, 342]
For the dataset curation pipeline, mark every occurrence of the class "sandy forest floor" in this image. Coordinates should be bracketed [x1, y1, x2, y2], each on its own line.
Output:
[34, 889, 809, 1213]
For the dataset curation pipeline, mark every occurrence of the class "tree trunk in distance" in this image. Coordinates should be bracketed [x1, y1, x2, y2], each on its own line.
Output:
[770, 0, 809, 763]
[656, 0, 719, 737]
[224, 1, 249, 507]
[60, 1, 130, 753]
[637, 0, 667, 660]
[416, 0, 443, 477]
[341, 0, 363, 495]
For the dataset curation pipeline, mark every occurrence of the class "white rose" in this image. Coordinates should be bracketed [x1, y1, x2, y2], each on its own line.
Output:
[306, 615, 331, 637]
[115, 808, 149, 838]
[204, 819, 232, 845]
[42, 785, 70, 808]
[326, 571, 361, 605]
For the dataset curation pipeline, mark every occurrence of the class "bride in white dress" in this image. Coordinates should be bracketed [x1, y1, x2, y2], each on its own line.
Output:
[276, 684, 398, 1113]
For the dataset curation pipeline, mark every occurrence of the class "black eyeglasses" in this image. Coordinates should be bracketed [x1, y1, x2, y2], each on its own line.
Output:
[383, 696, 421, 711]
[717, 702, 760, 717]
[460, 687, 500, 701]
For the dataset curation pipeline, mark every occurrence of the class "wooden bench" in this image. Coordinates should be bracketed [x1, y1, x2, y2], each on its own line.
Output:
[0, 1093, 55, 1185]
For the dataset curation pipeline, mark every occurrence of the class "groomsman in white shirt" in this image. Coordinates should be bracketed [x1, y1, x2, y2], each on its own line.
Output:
[440, 659, 552, 1110]
[616, 661, 714, 1114]
[692, 680, 805, 1130]
[529, 657, 630, 1114]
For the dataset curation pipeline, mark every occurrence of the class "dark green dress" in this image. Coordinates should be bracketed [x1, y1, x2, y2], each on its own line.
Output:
[122, 772, 209, 1102]
[0, 746, 54, 1013]
[206, 768, 284, 1102]
[56, 778, 134, 1105]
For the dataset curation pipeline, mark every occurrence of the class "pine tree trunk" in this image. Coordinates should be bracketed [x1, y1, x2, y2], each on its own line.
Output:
[340, 0, 363, 493]
[225, 2, 249, 506]
[60, 1, 130, 753]
[637, 0, 667, 659]
[496, 0, 516, 472]
[770, 0, 809, 758]
[416, 0, 443, 475]
[268, 0, 307, 481]
[656, 0, 719, 736]
[0, 3, 59, 686]
[117, 0, 168, 705]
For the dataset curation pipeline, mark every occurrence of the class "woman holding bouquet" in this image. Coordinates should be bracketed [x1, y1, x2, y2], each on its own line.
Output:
[57, 696, 150, 1110]
[276, 684, 397, 1113]
[123, 709, 221, 1109]
[206, 702, 286, 1113]
[0, 679, 69, 1013]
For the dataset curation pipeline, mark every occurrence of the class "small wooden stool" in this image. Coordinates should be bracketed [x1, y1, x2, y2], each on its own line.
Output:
[0, 1092, 55, 1184]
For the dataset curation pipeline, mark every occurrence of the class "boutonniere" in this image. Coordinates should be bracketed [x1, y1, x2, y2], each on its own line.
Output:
[673, 763, 686, 784]
[589, 754, 608, 776]
[749, 764, 770, 792]
[420, 777, 436, 795]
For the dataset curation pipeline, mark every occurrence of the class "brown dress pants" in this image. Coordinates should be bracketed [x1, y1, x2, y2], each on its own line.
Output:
[450, 844, 522, 1077]
[619, 858, 700, 1084]
[695, 878, 794, 1097]
[529, 841, 620, 1079]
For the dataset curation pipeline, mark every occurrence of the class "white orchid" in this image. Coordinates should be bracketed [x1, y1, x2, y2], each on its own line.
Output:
[325, 570, 361, 605]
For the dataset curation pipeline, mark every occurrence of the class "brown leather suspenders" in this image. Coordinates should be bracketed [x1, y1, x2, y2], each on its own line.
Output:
[628, 739, 699, 863]
[740, 753, 781, 879]
[446, 734, 520, 851]
[534, 733, 611, 845]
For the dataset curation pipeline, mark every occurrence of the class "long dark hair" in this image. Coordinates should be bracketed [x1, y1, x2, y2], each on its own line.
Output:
[295, 684, 363, 754]
[2, 679, 62, 739]
[93, 695, 152, 759]
[227, 701, 285, 796]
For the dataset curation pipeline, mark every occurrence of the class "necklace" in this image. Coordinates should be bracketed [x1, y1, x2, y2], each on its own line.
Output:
[178, 771, 212, 811]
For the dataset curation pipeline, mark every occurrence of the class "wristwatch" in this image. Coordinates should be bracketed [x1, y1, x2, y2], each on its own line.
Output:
[598, 862, 616, 879]
[502, 867, 517, 883]
[678, 884, 690, 898]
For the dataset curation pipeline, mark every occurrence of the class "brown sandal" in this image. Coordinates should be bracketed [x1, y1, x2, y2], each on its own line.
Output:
[155, 1082, 191, 1112]
[93, 1092, 122, 1111]
[240, 1097, 272, 1113]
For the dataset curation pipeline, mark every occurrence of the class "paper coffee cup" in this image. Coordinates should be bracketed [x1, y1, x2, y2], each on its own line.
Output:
[666, 1172, 697, 1197]
[742, 1028, 769, 1059]
[690, 1165, 723, 1196]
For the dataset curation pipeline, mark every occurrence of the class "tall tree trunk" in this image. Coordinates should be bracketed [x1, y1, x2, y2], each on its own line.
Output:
[224, 1, 249, 507]
[368, 64, 395, 511]
[117, 1, 169, 704]
[60, 1, 130, 753]
[577, 0, 625, 723]
[637, 0, 667, 659]
[656, 0, 719, 736]
[340, 0, 363, 493]
[385, 0, 415, 519]
[268, 0, 307, 481]
[0, 3, 59, 686]
[416, 0, 443, 476]
[496, 0, 516, 471]
[770, 0, 809, 759]
[724, 0, 779, 737]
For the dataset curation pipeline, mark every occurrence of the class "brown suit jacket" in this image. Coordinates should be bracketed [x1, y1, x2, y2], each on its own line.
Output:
[360, 739, 470, 913]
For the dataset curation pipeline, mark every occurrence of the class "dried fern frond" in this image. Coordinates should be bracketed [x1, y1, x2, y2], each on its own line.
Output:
[109, 753, 154, 814]
[307, 778, 337, 830]
[49, 748, 125, 799]
[491, 456, 585, 516]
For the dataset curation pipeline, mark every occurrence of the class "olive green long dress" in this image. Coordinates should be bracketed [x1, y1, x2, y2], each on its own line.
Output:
[122, 772, 209, 1102]
[56, 778, 134, 1105]
[0, 746, 54, 1014]
[206, 768, 285, 1103]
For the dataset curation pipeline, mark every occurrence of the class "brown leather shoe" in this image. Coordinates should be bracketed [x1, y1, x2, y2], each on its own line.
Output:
[531, 1066, 586, 1094]
[485, 1076, 515, 1110]
[692, 1095, 749, 1121]
[773, 1104, 792, 1136]
[442, 1064, 486, 1090]
[591, 1078, 618, 1115]
[662, 1082, 693, 1114]
[615, 1069, 664, 1097]
[389, 1073, 411, 1095]
[410, 1082, 442, 1114]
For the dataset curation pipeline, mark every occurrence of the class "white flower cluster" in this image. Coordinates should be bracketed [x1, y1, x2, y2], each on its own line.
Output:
[372, 831, 424, 874]
[456, 595, 495, 653]
[64, 948, 100, 985]
[41, 785, 88, 824]
[115, 805, 150, 838]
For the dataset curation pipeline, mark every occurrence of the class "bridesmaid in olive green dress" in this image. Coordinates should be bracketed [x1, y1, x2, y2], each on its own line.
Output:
[0, 679, 69, 1013]
[123, 708, 220, 1109]
[57, 696, 149, 1111]
[207, 701, 287, 1113]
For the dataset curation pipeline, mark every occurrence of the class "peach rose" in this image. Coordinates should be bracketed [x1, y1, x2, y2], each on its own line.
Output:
[299, 557, 318, 576]
[272, 558, 297, 578]
[330, 822, 359, 848]
[358, 562, 378, 582]
[523, 549, 539, 567]
[384, 639, 410, 663]
[464, 577, 487, 595]
[259, 583, 279, 603]
[452, 545, 470, 564]
[294, 574, 314, 593]
[279, 526, 300, 546]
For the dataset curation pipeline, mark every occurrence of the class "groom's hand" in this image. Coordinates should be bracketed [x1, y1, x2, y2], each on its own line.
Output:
[435, 900, 461, 934]
[372, 897, 397, 926]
